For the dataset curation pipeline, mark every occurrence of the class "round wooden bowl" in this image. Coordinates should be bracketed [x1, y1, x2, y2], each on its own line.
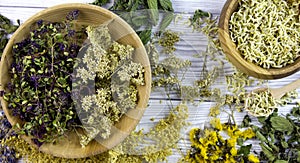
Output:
[0, 3, 151, 158]
[218, 0, 300, 79]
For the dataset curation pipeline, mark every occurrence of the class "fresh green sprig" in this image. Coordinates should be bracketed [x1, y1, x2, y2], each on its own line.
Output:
[0, 14, 19, 58]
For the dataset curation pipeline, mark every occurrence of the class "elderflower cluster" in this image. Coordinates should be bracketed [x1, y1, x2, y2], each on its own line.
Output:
[75, 24, 145, 147]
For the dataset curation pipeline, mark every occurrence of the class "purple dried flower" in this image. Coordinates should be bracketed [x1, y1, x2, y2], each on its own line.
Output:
[0, 90, 5, 97]
[66, 10, 79, 21]
[37, 20, 43, 26]
[32, 138, 43, 147]
[68, 30, 76, 37]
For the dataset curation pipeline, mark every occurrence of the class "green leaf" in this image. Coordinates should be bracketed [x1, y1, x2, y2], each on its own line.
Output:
[132, 15, 149, 28]
[91, 0, 109, 6]
[260, 143, 275, 161]
[137, 30, 152, 45]
[238, 144, 252, 156]
[147, 0, 159, 25]
[281, 141, 288, 148]
[270, 116, 294, 134]
[237, 137, 244, 146]
[158, 0, 173, 11]
[159, 12, 174, 31]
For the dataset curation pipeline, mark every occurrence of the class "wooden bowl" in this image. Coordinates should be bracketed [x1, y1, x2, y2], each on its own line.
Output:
[218, 0, 300, 79]
[0, 3, 151, 158]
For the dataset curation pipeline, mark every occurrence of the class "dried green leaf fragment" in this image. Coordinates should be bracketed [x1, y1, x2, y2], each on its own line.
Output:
[270, 116, 294, 134]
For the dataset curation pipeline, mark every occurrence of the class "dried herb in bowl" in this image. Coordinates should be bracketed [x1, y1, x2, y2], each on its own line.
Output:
[2, 9, 146, 148]
[72, 24, 145, 147]
[229, 0, 300, 69]
[3, 10, 85, 145]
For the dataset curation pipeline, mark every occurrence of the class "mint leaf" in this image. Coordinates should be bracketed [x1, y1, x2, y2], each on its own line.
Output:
[158, 0, 173, 11]
[270, 116, 294, 134]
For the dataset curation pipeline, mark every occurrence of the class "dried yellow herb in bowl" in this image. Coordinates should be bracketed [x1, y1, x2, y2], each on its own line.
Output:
[219, 0, 300, 79]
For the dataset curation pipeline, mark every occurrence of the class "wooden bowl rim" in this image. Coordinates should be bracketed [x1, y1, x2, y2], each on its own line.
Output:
[0, 3, 151, 158]
[218, 0, 300, 79]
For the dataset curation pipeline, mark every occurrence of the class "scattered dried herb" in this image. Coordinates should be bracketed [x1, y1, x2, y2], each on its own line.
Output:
[251, 106, 300, 162]
[245, 90, 279, 117]
[229, 0, 300, 68]
[158, 30, 180, 54]
[2, 104, 189, 163]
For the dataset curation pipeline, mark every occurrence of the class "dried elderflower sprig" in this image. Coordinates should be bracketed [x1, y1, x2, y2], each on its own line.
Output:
[229, 0, 300, 68]
[158, 30, 180, 54]
[1, 104, 189, 163]
[74, 24, 145, 147]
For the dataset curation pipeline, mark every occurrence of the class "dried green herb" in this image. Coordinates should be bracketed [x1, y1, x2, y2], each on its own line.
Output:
[147, 0, 159, 25]
[270, 116, 294, 134]
[251, 107, 300, 162]
[92, 0, 174, 45]
[90, 0, 109, 6]
[137, 30, 152, 45]
[158, 0, 173, 11]
[3, 10, 85, 145]
[159, 12, 174, 32]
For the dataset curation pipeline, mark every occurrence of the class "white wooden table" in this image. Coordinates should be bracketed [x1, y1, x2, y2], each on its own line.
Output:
[1, 0, 300, 162]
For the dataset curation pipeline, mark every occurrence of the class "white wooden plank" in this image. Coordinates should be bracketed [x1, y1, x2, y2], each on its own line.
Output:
[0, 0, 95, 7]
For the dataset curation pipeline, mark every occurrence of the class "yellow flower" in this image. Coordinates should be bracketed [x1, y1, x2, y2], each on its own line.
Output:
[225, 153, 236, 163]
[227, 138, 236, 147]
[230, 147, 237, 156]
[209, 105, 221, 117]
[241, 128, 256, 139]
[210, 154, 219, 161]
[200, 146, 208, 159]
[208, 130, 219, 144]
[210, 118, 223, 130]
[189, 128, 200, 144]
[224, 124, 238, 137]
[248, 154, 260, 163]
